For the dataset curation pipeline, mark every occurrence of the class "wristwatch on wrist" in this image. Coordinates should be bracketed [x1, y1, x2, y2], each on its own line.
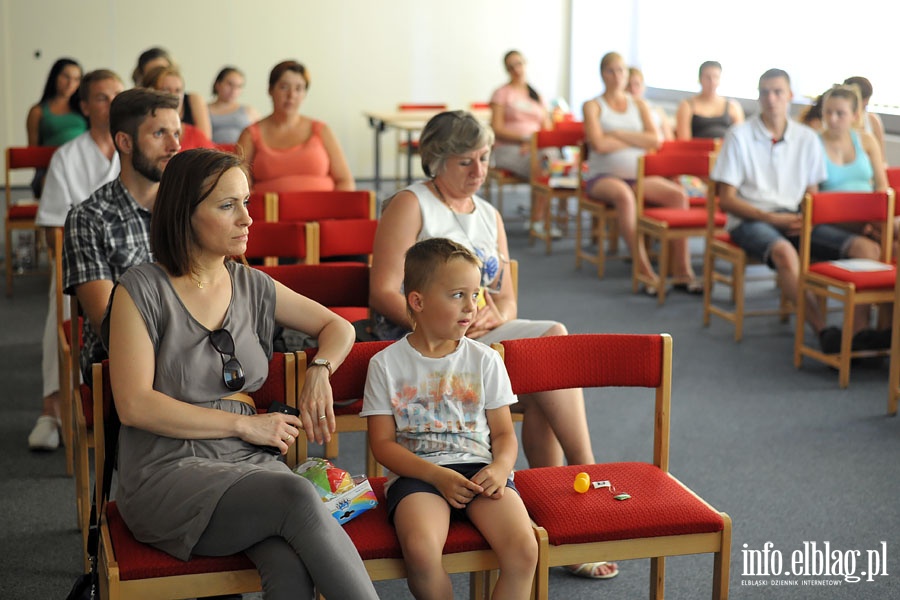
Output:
[309, 358, 333, 377]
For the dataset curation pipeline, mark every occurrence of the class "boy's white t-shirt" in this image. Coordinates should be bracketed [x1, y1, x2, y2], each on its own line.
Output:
[362, 335, 517, 476]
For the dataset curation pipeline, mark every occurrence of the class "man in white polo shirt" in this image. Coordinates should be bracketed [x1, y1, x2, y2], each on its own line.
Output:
[28, 69, 124, 451]
[711, 68, 880, 354]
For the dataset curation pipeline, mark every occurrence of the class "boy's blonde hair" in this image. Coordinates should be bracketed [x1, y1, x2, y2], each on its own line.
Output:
[404, 238, 481, 319]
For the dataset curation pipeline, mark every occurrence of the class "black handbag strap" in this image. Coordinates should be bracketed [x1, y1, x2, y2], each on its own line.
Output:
[85, 401, 120, 560]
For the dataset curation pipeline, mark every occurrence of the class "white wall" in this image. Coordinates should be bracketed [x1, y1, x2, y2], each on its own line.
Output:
[1, 0, 571, 181]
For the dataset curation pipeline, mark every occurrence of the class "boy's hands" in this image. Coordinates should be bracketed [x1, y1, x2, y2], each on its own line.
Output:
[471, 463, 509, 499]
[434, 467, 484, 509]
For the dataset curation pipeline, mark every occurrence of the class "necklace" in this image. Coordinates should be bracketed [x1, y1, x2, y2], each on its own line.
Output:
[432, 180, 471, 213]
[189, 270, 209, 289]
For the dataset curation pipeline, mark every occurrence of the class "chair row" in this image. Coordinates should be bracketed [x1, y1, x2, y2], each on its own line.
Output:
[91, 333, 731, 600]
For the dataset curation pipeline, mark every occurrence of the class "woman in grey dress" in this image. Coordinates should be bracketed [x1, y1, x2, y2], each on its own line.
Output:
[103, 148, 378, 599]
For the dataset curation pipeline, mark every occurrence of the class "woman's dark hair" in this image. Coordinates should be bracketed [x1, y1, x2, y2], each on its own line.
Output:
[39, 58, 83, 111]
[132, 47, 173, 85]
[268, 60, 309, 91]
[843, 76, 873, 101]
[212, 66, 243, 95]
[698, 60, 722, 78]
[800, 91, 826, 127]
[152, 149, 247, 277]
[503, 50, 540, 103]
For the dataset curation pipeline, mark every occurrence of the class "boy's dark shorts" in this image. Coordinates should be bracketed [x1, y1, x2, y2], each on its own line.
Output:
[385, 462, 518, 522]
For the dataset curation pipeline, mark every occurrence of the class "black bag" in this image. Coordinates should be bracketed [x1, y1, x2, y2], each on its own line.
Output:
[65, 567, 96, 600]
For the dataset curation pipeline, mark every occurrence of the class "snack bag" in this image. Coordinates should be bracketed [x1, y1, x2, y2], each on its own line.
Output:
[293, 458, 378, 524]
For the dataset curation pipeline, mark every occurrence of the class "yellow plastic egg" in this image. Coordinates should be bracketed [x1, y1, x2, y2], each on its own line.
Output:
[574, 472, 591, 493]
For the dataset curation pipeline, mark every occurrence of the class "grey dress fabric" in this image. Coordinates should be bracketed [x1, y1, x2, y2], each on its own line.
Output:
[104, 260, 285, 560]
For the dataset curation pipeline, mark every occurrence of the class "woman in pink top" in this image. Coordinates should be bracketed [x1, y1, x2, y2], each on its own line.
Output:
[236, 60, 354, 193]
[490, 50, 557, 235]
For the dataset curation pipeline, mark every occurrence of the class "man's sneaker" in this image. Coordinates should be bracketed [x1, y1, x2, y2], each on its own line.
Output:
[28, 415, 60, 451]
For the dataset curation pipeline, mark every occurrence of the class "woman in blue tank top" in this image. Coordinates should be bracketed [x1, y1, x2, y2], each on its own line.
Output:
[819, 85, 886, 193]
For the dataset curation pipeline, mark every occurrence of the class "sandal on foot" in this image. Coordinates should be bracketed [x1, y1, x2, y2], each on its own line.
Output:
[673, 279, 703, 295]
[641, 284, 658, 297]
[565, 561, 620, 580]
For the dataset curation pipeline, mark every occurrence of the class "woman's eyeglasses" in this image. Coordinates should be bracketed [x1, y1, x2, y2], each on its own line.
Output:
[208, 328, 245, 391]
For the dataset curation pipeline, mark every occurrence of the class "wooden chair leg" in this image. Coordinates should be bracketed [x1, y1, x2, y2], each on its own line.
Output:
[733, 259, 745, 342]
[649, 555, 666, 600]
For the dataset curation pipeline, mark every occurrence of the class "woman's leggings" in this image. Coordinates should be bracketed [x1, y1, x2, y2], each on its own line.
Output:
[192, 470, 378, 600]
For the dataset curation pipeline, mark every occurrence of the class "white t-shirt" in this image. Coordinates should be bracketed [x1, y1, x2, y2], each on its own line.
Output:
[711, 115, 826, 230]
[36, 131, 120, 227]
[361, 335, 516, 483]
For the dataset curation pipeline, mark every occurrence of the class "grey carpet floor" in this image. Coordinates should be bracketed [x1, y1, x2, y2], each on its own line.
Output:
[1, 184, 898, 599]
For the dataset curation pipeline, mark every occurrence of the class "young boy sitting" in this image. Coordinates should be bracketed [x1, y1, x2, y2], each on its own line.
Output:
[362, 237, 538, 600]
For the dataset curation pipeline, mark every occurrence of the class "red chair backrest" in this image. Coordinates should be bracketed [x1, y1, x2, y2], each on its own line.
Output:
[499, 334, 665, 394]
[244, 222, 307, 260]
[659, 139, 718, 154]
[247, 191, 268, 222]
[553, 120, 584, 133]
[317, 218, 378, 259]
[305, 341, 394, 402]
[250, 352, 290, 412]
[277, 190, 375, 222]
[886, 168, 900, 214]
[7, 146, 58, 170]
[642, 152, 714, 179]
[256, 263, 369, 308]
[534, 129, 583, 150]
[808, 191, 893, 225]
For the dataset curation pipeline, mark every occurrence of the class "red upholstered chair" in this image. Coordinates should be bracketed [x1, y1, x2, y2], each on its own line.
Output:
[243, 221, 310, 266]
[492, 334, 731, 600]
[5, 145, 57, 295]
[273, 189, 376, 223]
[658, 138, 720, 154]
[67, 295, 95, 563]
[92, 353, 295, 598]
[793, 191, 896, 388]
[297, 341, 393, 477]
[657, 139, 721, 208]
[528, 128, 584, 253]
[552, 119, 583, 134]
[888, 272, 900, 415]
[703, 184, 793, 342]
[574, 143, 620, 278]
[634, 152, 726, 304]
[257, 263, 371, 324]
[307, 217, 378, 265]
[246, 190, 273, 223]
